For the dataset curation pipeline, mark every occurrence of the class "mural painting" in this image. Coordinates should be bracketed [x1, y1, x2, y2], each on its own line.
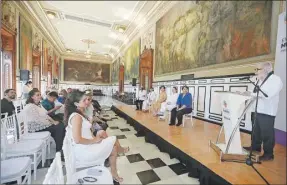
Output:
[123, 39, 141, 81]
[112, 57, 120, 83]
[19, 15, 33, 71]
[155, 1, 272, 76]
[64, 60, 110, 83]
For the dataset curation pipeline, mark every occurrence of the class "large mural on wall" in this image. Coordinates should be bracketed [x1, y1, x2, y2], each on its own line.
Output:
[19, 15, 33, 71]
[112, 57, 120, 83]
[123, 39, 141, 81]
[64, 60, 110, 83]
[155, 1, 272, 76]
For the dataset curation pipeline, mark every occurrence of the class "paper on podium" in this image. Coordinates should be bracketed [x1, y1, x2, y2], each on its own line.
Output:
[216, 91, 252, 154]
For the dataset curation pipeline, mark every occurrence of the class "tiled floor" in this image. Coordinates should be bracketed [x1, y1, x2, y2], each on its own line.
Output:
[25, 110, 199, 184]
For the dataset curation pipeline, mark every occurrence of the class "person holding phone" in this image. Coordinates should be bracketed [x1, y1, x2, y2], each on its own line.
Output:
[41, 91, 64, 121]
[169, 86, 193, 126]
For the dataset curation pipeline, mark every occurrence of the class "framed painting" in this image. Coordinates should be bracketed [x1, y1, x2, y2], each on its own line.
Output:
[64, 60, 111, 83]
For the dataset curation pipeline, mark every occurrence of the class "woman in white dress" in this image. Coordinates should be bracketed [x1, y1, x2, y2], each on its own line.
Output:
[64, 90, 123, 182]
[159, 87, 179, 120]
[142, 88, 157, 112]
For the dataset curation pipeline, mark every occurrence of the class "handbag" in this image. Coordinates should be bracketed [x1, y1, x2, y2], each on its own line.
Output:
[98, 122, 108, 131]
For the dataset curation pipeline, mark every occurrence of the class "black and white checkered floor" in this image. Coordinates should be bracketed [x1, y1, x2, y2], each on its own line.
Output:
[31, 111, 199, 184]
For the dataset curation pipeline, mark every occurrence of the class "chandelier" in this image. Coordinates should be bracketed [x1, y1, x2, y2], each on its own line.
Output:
[81, 39, 96, 59]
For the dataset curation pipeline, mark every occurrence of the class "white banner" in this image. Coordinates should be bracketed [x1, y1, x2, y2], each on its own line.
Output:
[274, 12, 286, 132]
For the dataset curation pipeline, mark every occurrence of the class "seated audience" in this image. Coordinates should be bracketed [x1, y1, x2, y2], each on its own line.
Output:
[67, 88, 73, 94]
[159, 87, 179, 120]
[1, 89, 16, 118]
[23, 89, 65, 152]
[41, 91, 63, 121]
[57, 89, 68, 104]
[170, 86, 193, 126]
[135, 86, 147, 111]
[150, 86, 167, 116]
[84, 90, 129, 153]
[142, 88, 157, 112]
[64, 90, 123, 182]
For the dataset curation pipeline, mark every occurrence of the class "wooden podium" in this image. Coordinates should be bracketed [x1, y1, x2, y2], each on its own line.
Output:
[209, 91, 260, 162]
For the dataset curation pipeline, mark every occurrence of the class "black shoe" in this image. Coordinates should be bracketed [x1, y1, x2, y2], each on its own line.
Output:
[243, 146, 261, 153]
[259, 154, 274, 161]
[169, 123, 175, 126]
[175, 122, 182, 126]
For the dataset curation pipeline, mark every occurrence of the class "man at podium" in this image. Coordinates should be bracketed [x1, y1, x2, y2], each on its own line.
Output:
[243, 62, 283, 161]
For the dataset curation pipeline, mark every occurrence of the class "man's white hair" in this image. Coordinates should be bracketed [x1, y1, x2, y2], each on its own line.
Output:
[260, 61, 273, 73]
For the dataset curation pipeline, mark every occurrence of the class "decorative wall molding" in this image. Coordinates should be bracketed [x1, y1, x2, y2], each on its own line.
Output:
[32, 29, 42, 53]
[1, 1, 17, 32]
[15, 1, 63, 54]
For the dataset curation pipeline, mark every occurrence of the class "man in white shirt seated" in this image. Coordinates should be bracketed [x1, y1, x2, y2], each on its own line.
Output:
[142, 88, 157, 112]
[135, 87, 147, 110]
[159, 87, 179, 119]
[243, 61, 283, 161]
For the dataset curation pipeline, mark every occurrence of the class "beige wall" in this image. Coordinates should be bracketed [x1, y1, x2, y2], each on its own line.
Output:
[153, 1, 283, 82]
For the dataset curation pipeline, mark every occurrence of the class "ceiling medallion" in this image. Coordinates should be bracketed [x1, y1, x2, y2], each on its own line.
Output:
[81, 39, 96, 59]
[46, 10, 57, 19]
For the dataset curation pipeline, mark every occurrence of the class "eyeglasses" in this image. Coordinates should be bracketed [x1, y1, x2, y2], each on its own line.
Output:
[254, 68, 262, 72]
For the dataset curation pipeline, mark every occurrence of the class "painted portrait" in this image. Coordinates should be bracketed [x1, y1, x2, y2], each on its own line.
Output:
[123, 39, 141, 81]
[19, 15, 33, 71]
[155, 1, 272, 76]
[64, 60, 110, 83]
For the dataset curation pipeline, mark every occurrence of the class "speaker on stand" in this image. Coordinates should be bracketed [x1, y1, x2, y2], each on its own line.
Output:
[132, 78, 137, 105]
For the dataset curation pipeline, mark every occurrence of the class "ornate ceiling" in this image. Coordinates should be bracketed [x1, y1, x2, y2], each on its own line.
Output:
[21, 1, 176, 63]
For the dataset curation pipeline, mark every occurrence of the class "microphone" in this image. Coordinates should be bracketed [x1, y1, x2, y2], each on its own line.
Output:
[239, 76, 250, 80]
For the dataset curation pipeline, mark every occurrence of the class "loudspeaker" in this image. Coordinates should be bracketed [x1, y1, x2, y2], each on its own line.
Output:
[132, 78, 136, 86]
[20, 70, 30, 81]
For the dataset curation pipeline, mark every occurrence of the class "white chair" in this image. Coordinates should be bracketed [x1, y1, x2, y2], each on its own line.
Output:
[17, 111, 52, 164]
[1, 114, 32, 184]
[13, 100, 23, 115]
[42, 152, 64, 184]
[63, 135, 113, 184]
[168, 111, 194, 127]
[3, 114, 44, 180]
[182, 112, 193, 127]
[64, 129, 105, 169]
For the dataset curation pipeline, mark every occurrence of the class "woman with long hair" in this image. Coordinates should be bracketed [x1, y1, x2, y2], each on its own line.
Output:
[150, 86, 167, 116]
[57, 89, 68, 104]
[64, 90, 123, 182]
[23, 89, 65, 152]
[83, 90, 129, 153]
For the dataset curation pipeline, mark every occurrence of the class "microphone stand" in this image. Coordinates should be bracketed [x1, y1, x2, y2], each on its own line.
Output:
[245, 78, 270, 185]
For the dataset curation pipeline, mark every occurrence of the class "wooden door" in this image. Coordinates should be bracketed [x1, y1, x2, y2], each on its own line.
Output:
[139, 48, 153, 90]
[1, 26, 17, 97]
